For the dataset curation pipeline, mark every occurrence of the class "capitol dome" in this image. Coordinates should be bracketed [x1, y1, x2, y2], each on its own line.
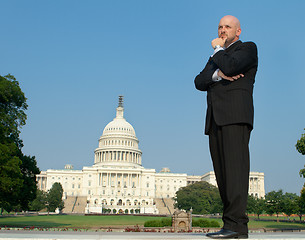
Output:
[94, 96, 142, 168]
[102, 109, 136, 137]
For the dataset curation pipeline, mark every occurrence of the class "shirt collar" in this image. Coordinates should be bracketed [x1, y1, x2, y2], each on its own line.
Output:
[224, 40, 239, 49]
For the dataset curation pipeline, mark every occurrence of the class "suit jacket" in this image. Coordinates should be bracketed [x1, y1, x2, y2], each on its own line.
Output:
[194, 40, 258, 135]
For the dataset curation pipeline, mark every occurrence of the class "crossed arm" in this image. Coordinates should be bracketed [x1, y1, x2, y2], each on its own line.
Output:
[194, 40, 257, 91]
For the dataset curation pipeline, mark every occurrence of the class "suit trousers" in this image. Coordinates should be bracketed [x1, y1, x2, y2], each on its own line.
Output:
[208, 115, 251, 234]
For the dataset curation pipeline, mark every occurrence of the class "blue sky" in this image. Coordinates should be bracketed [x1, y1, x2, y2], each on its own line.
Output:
[1, 0, 305, 194]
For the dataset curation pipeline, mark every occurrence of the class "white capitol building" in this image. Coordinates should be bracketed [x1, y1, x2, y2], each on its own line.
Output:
[37, 96, 265, 214]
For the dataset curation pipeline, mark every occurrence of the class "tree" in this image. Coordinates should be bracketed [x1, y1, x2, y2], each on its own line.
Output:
[174, 181, 222, 214]
[46, 183, 64, 212]
[29, 189, 47, 212]
[296, 129, 305, 178]
[0, 74, 27, 147]
[0, 74, 39, 212]
[0, 142, 23, 211]
[247, 195, 265, 219]
[296, 129, 305, 155]
[18, 153, 40, 210]
[296, 187, 305, 221]
[282, 192, 298, 218]
[265, 190, 285, 222]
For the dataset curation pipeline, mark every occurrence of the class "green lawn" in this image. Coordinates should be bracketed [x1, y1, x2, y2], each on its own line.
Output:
[0, 215, 163, 228]
[201, 217, 305, 230]
[0, 215, 304, 230]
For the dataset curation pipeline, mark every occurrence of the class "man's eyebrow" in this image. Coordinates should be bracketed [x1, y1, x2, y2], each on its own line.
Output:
[218, 25, 231, 28]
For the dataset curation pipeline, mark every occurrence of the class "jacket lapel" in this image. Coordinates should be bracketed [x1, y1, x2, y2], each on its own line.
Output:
[225, 40, 242, 53]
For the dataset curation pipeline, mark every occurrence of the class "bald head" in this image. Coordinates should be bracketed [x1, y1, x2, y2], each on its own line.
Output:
[218, 15, 241, 48]
[220, 15, 240, 28]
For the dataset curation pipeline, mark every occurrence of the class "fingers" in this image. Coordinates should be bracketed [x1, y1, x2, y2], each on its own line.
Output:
[231, 74, 245, 81]
[218, 70, 244, 81]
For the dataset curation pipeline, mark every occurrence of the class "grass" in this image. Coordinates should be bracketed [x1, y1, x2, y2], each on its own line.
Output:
[0, 215, 304, 230]
[203, 217, 305, 230]
[0, 215, 163, 228]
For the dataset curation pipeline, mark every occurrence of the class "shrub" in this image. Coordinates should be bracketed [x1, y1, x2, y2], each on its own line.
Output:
[144, 220, 162, 227]
[209, 220, 220, 227]
[161, 218, 172, 227]
[144, 218, 172, 227]
[192, 218, 220, 228]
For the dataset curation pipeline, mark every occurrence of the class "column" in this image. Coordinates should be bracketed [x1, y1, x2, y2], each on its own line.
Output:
[129, 174, 131, 187]
[116, 173, 118, 188]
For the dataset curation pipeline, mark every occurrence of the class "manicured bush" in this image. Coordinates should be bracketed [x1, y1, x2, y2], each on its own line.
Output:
[209, 220, 220, 227]
[144, 218, 172, 227]
[192, 218, 220, 228]
[144, 220, 162, 227]
[161, 218, 172, 226]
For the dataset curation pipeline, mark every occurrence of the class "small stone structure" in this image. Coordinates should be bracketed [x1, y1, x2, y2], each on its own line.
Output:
[172, 210, 192, 232]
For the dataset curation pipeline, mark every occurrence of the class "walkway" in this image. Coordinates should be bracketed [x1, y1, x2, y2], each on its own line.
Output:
[0, 230, 305, 239]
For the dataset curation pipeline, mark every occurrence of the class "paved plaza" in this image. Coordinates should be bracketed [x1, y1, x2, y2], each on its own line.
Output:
[1, 230, 305, 240]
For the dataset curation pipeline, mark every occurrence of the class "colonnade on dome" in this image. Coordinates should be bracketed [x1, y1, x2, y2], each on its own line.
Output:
[94, 150, 142, 165]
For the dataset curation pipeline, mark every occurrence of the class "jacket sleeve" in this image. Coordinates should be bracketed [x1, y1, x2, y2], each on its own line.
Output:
[212, 42, 257, 76]
[194, 57, 218, 91]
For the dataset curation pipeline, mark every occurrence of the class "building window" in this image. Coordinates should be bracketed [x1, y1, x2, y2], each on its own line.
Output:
[88, 181, 91, 186]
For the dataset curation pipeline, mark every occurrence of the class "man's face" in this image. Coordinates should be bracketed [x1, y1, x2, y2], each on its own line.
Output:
[218, 16, 241, 47]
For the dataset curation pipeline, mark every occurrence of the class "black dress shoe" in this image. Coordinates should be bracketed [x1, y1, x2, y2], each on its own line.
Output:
[206, 229, 248, 239]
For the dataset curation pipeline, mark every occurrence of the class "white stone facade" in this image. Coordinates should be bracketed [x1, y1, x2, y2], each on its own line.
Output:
[37, 96, 265, 214]
[201, 171, 265, 198]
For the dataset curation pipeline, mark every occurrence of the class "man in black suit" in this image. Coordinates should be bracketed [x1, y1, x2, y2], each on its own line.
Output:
[194, 15, 258, 239]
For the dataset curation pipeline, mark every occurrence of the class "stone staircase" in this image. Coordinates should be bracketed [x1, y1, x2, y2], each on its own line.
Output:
[63, 196, 87, 213]
[154, 198, 176, 215]
[163, 198, 176, 214]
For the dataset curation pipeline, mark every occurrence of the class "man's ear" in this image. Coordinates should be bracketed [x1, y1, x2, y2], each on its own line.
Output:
[236, 28, 241, 37]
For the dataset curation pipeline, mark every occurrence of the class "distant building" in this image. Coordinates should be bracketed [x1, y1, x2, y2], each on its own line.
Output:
[37, 96, 265, 214]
